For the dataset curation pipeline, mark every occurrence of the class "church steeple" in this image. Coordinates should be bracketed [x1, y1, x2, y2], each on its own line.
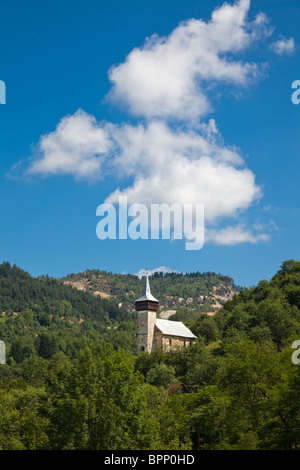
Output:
[136, 271, 159, 354]
[135, 271, 159, 312]
[135, 270, 197, 355]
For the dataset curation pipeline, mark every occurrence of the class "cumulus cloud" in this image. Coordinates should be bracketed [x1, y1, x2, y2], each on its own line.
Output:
[271, 36, 295, 55]
[107, 0, 272, 121]
[105, 140, 261, 224]
[207, 224, 270, 245]
[136, 266, 179, 279]
[106, 119, 245, 174]
[27, 110, 112, 180]
[28, 110, 261, 225]
[103, 119, 261, 227]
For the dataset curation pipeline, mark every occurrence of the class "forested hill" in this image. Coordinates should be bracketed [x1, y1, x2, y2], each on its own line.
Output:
[0, 262, 237, 359]
[0, 260, 300, 450]
[212, 259, 300, 348]
[0, 262, 130, 324]
[60, 269, 237, 315]
[0, 261, 137, 357]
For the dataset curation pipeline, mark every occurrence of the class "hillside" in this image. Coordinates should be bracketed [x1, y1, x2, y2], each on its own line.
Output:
[0, 260, 299, 450]
[0, 262, 137, 357]
[0, 263, 238, 361]
[60, 269, 237, 317]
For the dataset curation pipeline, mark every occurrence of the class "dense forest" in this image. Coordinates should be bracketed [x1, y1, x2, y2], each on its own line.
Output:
[0, 260, 299, 450]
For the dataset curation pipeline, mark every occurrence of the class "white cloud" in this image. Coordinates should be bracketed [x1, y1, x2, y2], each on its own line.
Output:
[27, 113, 260, 225]
[107, 0, 271, 121]
[207, 224, 270, 245]
[105, 138, 261, 224]
[106, 120, 261, 224]
[25, 109, 262, 235]
[136, 266, 179, 279]
[271, 37, 295, 55]
[27, 109, 112, 180]
[107, 119, 245, 174]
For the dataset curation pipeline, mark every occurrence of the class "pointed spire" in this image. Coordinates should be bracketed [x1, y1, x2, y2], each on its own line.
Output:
[135, 269, 159, 311]
[143, 270, 152, 298]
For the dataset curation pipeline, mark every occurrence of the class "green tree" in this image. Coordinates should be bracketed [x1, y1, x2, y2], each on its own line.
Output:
[35, 333, 58, 360]
[11, 338, 35, 364]
[146, 363, 176, 388]
[45, 345, 158, 450]
[0, 379, 48, 450]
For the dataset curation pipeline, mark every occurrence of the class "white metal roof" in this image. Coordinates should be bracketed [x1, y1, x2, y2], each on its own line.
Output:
[155, 319, 197, 339]
[135, 273, 159, 303]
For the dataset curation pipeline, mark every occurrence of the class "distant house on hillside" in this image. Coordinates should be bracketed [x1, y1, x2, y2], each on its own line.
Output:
[135, 273, 197, 354]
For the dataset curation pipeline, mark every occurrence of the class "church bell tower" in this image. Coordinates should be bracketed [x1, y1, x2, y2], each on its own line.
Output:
[135, 272, 159, 354]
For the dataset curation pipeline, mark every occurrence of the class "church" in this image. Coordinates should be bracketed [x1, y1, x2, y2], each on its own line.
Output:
[135, 273, 197, 354]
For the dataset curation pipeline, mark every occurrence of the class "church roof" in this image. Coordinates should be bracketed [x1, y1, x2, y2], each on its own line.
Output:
[155, 319, 197, 339]
[135, 273, 159, 303]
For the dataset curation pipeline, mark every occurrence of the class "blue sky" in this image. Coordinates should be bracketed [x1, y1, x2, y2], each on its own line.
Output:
[0, 0, 299, 287]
